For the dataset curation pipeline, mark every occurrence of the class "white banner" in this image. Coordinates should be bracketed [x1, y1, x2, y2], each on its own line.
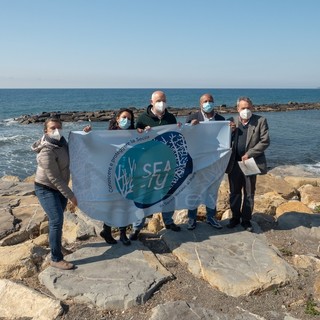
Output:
[69, 122, 231, 227]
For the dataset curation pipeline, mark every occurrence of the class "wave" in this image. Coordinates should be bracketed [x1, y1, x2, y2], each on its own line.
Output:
[0, 134, 31, 147]
[0, 118, 19, 125]
[269, 163, 320, 177]
[303, 162, 320, 175]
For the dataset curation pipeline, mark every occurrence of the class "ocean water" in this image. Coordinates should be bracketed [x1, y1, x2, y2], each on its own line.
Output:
[0, 88, 320, 179]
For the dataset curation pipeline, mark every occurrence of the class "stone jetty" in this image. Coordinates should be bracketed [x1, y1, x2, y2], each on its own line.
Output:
[14, 102, 320, 124]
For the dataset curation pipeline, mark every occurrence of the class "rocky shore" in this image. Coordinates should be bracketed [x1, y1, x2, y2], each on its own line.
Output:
[1, 167, 320, 319]
[14, 102, 320, 124]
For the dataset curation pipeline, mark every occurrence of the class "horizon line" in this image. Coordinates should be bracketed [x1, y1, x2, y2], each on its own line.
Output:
[0, 87, 319, 90]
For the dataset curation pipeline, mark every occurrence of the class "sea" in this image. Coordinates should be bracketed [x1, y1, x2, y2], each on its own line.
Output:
[0, 88, 320, 180]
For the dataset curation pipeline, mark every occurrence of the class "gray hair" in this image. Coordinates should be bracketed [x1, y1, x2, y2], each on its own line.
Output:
[236, 97, 253, 108]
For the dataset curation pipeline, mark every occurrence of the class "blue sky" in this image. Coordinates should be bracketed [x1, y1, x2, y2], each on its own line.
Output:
[1, 0, 319, 88]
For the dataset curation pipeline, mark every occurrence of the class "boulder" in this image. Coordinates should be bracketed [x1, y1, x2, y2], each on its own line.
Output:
[284, 176, 320, 188]
[276, 201, 313, 218]
[0, 279, 63, 320]
[1, 195, 46, 246]
[0, 240, 47, 279]
[298, 184, 320, 210]
[254, 191, 286, 215]
[256, 174, 297, 200]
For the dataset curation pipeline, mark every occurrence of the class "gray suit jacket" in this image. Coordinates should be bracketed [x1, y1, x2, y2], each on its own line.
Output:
[226, 114, 270, 174]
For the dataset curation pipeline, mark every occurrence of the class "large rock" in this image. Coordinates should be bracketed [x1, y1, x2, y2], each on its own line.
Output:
[256, 174, 297, 200]
[63, 211, 96, 243]
[0, 181, 35, 196]
[276, 201, 313, 218]
[298, 184, 320, 210]
[1, 195, 46, 246]
[39, 241, 173, 309]
[0, 201, 17, 240]
[277, 213, 320, 235]
[0, 240, 48, 279]
[0, 279, 63, 320]
[161, 222, 297, 297]
[284, 176, 320, 188]
[254, 191, 286, 215]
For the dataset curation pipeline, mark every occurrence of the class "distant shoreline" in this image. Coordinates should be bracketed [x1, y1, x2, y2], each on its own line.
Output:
[15, 102, 320, 124]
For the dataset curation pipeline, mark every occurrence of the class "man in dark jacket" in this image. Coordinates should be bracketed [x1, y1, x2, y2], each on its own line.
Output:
[135, 91, 177, 129]
[185, 93, 225, 230]
[130, 90, 181, 240]
[226, 96, 270, 232]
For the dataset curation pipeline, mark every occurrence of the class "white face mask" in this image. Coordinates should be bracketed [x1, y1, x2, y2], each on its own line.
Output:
[154, 101, 167, 113]
[239, 109, 252, 120]
[48, 128, 62, 141]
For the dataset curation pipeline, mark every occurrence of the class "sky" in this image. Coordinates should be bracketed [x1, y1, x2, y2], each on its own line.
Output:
[0, 0, 320, 89]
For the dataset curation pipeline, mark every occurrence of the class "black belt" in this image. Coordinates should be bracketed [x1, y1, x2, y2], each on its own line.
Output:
[34, 182, 57, 192]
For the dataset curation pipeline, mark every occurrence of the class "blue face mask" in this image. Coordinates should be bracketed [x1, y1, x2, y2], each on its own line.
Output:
[118, 117, 131, 129]
[202, 102, 214, 113]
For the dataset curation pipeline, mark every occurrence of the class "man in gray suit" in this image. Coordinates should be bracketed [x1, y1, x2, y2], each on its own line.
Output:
[226, 97, 270, 232]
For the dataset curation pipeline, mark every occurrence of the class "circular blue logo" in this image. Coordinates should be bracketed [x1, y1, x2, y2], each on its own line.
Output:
[115, 131, 193, 208]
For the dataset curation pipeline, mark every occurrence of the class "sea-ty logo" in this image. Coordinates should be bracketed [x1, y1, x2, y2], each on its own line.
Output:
[115, 131, 193, 208]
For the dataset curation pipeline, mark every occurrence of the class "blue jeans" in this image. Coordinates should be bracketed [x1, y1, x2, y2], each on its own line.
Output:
[132, 211, 174, 231]
[188, 206, 216, 220]
[35, 184, 67, 262]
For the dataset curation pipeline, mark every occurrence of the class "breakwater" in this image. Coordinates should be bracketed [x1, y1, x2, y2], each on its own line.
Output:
[14, 102, 320, 124]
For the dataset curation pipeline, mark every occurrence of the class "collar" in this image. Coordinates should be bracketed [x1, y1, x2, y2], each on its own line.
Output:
[201, 110, 215, 121]
[151, 106, 165, 119]
[239, 116, 250, 126]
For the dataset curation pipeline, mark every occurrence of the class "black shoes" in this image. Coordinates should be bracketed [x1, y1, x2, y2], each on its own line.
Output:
[129, 230, 140, 241]
[165, 223, 181, 232]
[226, 219, 240, 229]
[100, 229, 117, 244]
[241, 221, 253, 232]
[120, 230, 131, 246]
[227, 219, 253, 232]
[100, 224, 117, 244]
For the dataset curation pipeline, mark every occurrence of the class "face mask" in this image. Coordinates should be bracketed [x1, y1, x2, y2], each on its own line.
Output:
[48, 128, 62, 141]
[154, 101, 167, 113]
[118, 117, 131, 130]
[239, 109, 252, 120]
[202, 102, 214, 113]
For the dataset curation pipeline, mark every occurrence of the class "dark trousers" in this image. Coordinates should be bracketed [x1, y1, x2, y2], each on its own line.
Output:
[228, 162, 257, 222]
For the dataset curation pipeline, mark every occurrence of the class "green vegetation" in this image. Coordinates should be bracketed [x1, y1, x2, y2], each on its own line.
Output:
[314, 205, 320, 213]
[305, 296, 320, 316]
[279, 248, 293, 256]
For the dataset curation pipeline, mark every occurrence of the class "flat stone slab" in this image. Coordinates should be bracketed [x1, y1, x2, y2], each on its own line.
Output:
[150, 300, 267, 320]
[161, 222, 298, 297]
[39, 241, 173, 309]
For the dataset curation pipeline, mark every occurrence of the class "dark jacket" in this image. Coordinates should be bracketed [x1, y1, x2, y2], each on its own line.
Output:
[136, 105, 177, 129]
[225, 114, 270, 175]
[186, 110, 225, 123]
